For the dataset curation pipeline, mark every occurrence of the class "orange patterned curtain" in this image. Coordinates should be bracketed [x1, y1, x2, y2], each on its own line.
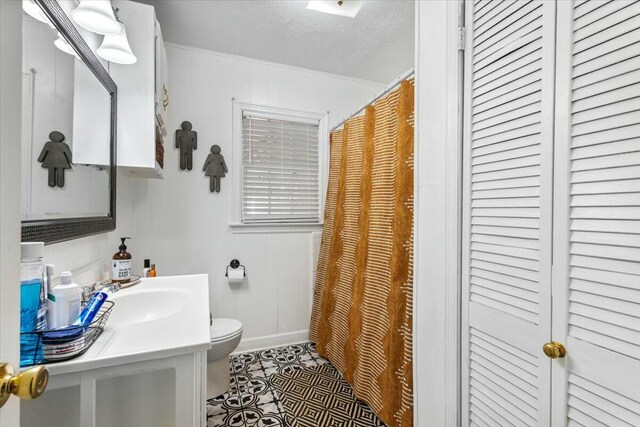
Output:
[310, 80, 414, 427]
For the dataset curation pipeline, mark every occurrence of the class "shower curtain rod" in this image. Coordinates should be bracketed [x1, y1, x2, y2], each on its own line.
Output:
[330, 67, 415, 132]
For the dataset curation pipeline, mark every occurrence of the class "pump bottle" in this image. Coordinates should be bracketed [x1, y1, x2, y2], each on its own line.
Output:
[112, 237, 132, 283]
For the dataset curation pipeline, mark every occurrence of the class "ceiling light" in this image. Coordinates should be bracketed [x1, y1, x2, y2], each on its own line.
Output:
[54, 33, 80, 59]
[97, 22, 137, 64]
[22, 0, 55, 28]
[307, 0, 365, 18]
[71, 0, 121, 35]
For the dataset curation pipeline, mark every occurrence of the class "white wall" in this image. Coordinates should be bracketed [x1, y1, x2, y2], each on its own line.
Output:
[125, 43, 384, 348]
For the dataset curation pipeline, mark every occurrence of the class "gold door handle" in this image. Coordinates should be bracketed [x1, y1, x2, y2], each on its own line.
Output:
[0, 363, 49, 408]
[543, 341, 567, 359]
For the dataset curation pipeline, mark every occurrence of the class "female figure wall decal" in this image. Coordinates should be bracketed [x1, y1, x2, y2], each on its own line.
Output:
[37, 131, 72, 188]
[203, 145, 227, 193]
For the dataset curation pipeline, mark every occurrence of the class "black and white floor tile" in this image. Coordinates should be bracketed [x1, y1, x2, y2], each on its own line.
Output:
[272, 364, 385, 427]
[207, 342, 328, 427]
[207, 342, 384, 427]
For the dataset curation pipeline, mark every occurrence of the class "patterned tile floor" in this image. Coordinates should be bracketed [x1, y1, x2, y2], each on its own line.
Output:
[207, 342, 382, 427]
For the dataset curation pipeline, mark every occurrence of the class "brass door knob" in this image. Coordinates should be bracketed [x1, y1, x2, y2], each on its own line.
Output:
[0, 363, 49, 408]
[543, 341, 567, 359]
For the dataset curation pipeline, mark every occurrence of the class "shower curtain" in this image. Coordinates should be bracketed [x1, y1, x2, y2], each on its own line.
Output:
[310, 79, 414, 427]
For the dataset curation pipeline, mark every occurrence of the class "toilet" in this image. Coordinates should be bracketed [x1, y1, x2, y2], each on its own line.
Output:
[207, 318, 243, 398]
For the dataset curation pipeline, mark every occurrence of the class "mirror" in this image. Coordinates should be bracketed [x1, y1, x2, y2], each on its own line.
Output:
[21, 0, 117, 244]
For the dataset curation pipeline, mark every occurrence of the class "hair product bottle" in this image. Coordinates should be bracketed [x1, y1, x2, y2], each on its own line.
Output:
[143, 259, 151, 278]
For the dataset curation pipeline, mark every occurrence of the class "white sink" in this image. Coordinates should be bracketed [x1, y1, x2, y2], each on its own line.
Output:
[108, 287, 190, 325]
[46, 274, 211, 376]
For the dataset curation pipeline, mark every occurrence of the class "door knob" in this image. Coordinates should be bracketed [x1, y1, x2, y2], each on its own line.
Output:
[0, 363, 49, 408]
[543, 341, 567, 359]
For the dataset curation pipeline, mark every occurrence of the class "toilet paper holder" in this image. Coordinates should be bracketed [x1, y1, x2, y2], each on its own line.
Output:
[225, 259, 246, 277]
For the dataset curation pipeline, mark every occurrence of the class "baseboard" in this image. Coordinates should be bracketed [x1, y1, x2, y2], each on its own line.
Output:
[234, 330, 310, 354]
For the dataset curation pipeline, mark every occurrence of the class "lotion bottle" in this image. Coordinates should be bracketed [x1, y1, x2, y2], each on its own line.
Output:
[112, 237, 132, 283]
[47, 271, 81, 329]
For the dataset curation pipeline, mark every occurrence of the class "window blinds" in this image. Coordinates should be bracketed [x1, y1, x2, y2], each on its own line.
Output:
[241, 114, 320, 224]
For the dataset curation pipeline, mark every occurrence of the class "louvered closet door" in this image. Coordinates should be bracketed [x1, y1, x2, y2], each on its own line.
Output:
[551, 1, 640, 425]
[462, 1, 557, 425]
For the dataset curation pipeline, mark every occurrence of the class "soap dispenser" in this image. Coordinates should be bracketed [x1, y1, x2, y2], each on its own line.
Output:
[112, 237, 132, 283]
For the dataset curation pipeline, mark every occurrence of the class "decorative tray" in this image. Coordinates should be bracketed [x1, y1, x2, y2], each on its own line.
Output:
[99, 275, 141, 290]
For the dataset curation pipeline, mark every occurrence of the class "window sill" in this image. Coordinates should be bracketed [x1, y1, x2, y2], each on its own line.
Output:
[228, 223, 324, 234]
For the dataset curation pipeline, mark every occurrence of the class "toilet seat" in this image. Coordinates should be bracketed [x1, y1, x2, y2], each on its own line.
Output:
[210, 318, 243, 343]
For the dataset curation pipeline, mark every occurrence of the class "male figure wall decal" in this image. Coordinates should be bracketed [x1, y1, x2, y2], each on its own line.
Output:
[175, 121, 197, 170]
[37, 131, 72, 188]
[203, 145, 227, 193]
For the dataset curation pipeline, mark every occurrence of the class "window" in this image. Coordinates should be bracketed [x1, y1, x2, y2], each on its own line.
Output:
[232, 103, 327, 230]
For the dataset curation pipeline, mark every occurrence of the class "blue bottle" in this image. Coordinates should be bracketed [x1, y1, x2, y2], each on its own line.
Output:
[20, 242, 46, 367]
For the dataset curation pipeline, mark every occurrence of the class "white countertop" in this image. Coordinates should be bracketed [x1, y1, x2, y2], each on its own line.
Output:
[46, 274, 211, 376]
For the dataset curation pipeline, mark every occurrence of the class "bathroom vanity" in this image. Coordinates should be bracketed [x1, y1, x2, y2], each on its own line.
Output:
[20, 275, 211, 427]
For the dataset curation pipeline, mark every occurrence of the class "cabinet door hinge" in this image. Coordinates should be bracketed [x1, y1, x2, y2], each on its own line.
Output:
[458, 26, 466, 51]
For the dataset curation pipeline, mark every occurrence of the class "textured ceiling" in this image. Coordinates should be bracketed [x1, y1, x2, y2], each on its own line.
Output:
[135, 0, 414, 83]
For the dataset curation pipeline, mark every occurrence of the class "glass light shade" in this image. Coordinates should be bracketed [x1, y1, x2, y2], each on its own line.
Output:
[97, 24, 137, 64]
[54, 33, 79, 59]
[71, 0, 120, 35]
[23, 0, 55, 28]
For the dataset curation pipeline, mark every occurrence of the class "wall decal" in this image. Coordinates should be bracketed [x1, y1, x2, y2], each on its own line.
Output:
[175, 120, 197, 170]
[203, 145, 227, 193]
[37, 131, 72, 188]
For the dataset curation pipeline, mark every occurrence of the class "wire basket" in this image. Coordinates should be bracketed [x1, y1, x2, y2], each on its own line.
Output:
[20, 300, 114, 367]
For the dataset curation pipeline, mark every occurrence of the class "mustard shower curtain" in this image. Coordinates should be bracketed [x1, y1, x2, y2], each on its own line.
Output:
[310, 80, 414, 427]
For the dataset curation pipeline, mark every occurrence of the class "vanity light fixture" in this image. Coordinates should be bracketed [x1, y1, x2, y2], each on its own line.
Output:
[71, 0, 121, 35]
[54, 33, 80, 59]
[22, 0, 55, 28]
[306, 0, 365, 18]
[96, 8, 137, 65]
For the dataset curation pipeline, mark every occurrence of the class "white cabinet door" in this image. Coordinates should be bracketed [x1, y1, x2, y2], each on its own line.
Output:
[462, 1, 557, 425]
[552, 0, 640, 425]
[111, 0, 156, 170]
